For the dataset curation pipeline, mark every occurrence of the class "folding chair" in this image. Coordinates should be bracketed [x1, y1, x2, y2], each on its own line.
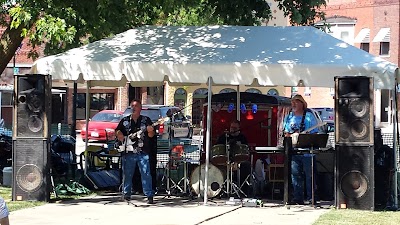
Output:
[79, 145, 108, 172]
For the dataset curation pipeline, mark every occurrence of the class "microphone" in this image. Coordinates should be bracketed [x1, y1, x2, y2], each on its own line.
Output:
[224, 130, 230, 137]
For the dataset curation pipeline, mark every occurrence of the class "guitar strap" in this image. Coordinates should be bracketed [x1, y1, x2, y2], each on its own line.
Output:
[283, 109, 307, 135]
[299, 109, 307, 133]
[123, 115, 132, 153]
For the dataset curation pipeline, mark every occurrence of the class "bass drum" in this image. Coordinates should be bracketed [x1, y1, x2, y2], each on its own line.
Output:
[190, 163, 224, 198]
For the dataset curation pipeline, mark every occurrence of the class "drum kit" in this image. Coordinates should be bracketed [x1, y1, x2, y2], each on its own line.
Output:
[189, 134, 251, 199]
[159, 130, 251, 200]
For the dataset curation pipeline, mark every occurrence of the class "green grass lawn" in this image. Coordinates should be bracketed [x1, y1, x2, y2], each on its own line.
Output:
[314, 209, 400, 225]
[0, 186, 93, 212]
[0, 187, 45, 211]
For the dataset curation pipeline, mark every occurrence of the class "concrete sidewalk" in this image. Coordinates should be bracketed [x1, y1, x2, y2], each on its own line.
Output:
[9, 194, 331, 225]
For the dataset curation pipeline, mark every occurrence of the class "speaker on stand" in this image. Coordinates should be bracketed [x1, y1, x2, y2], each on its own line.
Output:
[12, 74, 52, 201]
[334, 76, 374, 210]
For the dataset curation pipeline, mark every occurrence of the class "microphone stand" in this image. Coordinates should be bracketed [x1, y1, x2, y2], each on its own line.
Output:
[225, 131, 231, 195]
[165, 113, 174, 198]
[163, 101, 200, 198]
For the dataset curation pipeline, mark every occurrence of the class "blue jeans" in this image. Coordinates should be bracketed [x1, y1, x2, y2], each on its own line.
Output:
[291, 155, 317, 202]
[122, 152, 154, 198]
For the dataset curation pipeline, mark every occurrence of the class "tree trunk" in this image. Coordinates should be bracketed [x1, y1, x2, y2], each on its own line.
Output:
[0, 25, 25, 75]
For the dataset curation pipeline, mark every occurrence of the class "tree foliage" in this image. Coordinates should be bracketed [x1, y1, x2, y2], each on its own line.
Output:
[0, 0, 326, 74]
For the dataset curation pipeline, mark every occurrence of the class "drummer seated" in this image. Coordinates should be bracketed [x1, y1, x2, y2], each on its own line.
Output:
[216, 120, 248, 146]
[216, 120, 252, 195]
[217, 120, 248, 162]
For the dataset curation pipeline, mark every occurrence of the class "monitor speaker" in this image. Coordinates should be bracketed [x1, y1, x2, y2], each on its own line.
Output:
[12, 139, 50, 201]
[334, 76, 373, 145]
[13, 74, 51, 139]
[335, 145, 374, 210]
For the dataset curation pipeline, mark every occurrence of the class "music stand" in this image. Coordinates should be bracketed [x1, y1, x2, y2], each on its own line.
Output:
[295, 134, 328, 149]
[295, 133, 328, 208]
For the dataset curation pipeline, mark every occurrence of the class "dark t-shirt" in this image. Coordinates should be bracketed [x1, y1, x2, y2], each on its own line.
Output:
[216, 133, 248, 146]
[115, 115, 154, 154]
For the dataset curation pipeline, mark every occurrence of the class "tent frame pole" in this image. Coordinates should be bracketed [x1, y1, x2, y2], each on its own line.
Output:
[236, 86, 240, 121]
[393, 74, 399, 208]
[84, 81, 90, 175]
[203, 77, 212, 205]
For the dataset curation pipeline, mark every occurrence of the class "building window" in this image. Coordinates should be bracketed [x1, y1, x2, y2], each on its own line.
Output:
[193, 88, 209, 95]
[381, 89, 390, 123]
[340, 31, 349, 42]
[76, 93, 115, 119]
[147, 86, 164, 105]
[304, 87, 311, 96]
[245, 88, 261, 94]
[291, 87, 298, 97]
[267, 88, 279, 96]
[329, 88, 335, 96]
[192, 88, 210, 126]
[219, 88, 236, 94]
[360, 43, 369, 52]
[174, 88, 187, 109]
[379, 42, 390, 56]
[0, 91, 13, 106]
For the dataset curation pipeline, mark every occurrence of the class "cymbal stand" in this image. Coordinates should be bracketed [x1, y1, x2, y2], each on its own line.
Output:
[239, 154, 254, 198]
[160, 118, 181, 198]
[310, 145, 316, 208]
[197, 136, 203, 204]
[221, 133, 245, 198]
[176, 153, 194, 198]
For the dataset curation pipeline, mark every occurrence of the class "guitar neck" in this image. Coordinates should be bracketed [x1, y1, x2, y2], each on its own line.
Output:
[301, 122, 327, 134]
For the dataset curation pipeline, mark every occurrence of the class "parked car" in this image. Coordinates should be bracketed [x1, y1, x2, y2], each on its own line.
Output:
[325, 120, 335, 133]
[122, 105, 193, 139]
[308, 108, 328, 134]
[81, 110, 123, 142]
[312, 107, 334, 121]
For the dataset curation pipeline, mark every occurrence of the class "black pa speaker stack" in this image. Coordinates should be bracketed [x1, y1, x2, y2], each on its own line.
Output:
[334, 76, 374, 210]
[12, 74, 52, 201]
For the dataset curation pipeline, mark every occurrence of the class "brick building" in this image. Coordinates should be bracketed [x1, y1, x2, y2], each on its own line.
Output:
[319, 0, 400, 128]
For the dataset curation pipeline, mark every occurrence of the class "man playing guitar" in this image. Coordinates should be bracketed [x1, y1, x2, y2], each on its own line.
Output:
[115, 99, 155, 204]
[283, 94, 319, 205]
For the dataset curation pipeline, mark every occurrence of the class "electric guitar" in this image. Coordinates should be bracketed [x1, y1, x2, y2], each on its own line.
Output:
[117, 117, 167, 152]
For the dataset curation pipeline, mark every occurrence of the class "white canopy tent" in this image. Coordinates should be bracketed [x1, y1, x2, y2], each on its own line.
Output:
[31, 25, 399, 205]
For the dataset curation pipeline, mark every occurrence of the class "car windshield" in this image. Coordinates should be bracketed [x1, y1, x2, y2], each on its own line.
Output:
[91, 112, 122, 122]
[141, 109, 162, 122]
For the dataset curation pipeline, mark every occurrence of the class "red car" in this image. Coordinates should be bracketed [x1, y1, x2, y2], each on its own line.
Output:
[80, 110, 123, 142]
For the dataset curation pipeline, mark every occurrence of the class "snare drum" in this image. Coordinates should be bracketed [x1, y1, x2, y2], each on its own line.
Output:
[232, 144, 249, 163]
[190, 163, 224, 198]
[210, 144, 227, 166]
